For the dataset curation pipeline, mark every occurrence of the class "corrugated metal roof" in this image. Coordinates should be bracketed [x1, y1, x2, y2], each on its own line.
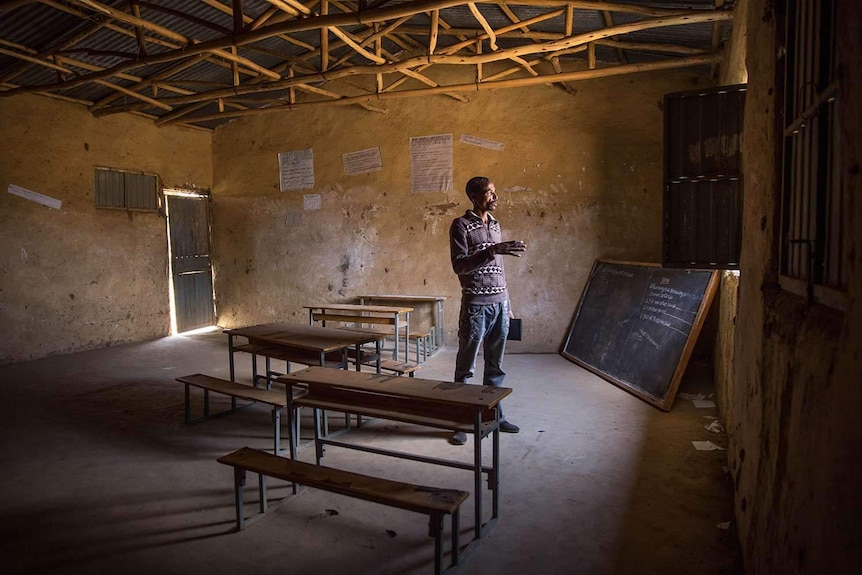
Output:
[0, 0, 735, 130]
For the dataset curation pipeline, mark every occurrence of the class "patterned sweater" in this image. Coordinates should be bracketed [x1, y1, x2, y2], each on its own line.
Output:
[449, 210, 509, 305]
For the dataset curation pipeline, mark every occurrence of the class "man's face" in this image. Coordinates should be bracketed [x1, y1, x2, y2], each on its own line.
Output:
[472, 182, 498, 212]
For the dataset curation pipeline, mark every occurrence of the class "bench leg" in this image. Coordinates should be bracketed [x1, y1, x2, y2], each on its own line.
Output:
[233, 467, 246, 531]
[259, 473, 267, 514]
[184, 383, 191, 424]
[430, 514, 443, 575]
[451, 508, 461, 566]
[312, 408, 324, 465]
[273, 406, 281, 455]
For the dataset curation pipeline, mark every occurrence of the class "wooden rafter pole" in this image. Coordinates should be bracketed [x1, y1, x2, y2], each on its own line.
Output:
[440, 9, 565, 54]
[87, 10, 732, 113]
[90, 54, 208, 110]
[468, 2, 497, 50]
[233, 0, 245, 34]
[375, 23, 383, 93]
[602, 11, 627, 64]
[160, 54, 722, 126]
[0, 0, 479, 97]
[36, 0, 277, 89]
[0, 15, 105, 84]
[93, 79, 172, 110]
[320, 0, 329, 71]
[429, 9, 439, 55]
[64, 0, 282, 80]
[475, 34, 482, 82]
[330, 15, 410, 68]
[130, 1, 148, 56]
[596, 38, 707, 56]
[565, 4, 573, 36]
[264, 0, 302, 16]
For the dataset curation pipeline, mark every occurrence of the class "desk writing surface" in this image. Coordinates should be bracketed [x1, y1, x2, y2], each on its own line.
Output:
[278, 366, 510, 408]
[226, 323, 384, 352]
[359, 294, 449, 302]
[305, 303, 414, 313]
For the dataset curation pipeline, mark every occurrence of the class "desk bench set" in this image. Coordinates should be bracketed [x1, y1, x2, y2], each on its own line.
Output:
[175, 319, 508, 575]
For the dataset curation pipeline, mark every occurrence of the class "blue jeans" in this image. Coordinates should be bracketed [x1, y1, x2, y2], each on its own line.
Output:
[455, 300, 510, 420]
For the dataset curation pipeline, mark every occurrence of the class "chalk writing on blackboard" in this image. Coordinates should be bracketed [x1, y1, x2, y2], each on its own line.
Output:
[561, 260, 718, 411]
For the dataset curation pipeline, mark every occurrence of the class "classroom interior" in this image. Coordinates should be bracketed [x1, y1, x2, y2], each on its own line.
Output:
[1, 1, 860, 574]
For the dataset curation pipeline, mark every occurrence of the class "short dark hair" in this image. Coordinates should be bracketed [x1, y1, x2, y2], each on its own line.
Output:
[466, 176, 490, 199]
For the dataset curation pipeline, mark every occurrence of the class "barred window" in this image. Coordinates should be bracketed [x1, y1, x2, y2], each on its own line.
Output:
[779, 0, 847, 307]
[94, 167, 160, 212]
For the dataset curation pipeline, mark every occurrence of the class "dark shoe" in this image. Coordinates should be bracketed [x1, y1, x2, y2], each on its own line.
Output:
[449, 431, 467, 445]
[499, 421, 520, 433]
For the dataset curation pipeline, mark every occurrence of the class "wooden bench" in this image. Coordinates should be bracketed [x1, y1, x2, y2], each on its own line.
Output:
[363, 358, 421, 377]
[177, 374, 292, 454]
[218, 447, 468, 575]
[232, 342, 347, 388]
[409, 330, 432, 363]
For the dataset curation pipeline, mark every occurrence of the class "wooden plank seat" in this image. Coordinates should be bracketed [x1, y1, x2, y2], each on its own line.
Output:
[341, 325, 430, 366]
[409, 330, 432, 363]
[218, 447, 468, 575]
[362, 358, 421, 377]
[177, 374, 294, 454]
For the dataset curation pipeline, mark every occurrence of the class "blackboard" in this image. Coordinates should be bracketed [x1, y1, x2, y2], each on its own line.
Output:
[561, 260, 719, 411]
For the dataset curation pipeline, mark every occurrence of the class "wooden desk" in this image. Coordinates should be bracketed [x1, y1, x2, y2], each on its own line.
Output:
[359, 294, 449, 351]
[304, 303, 412, 363]
[278, 366, 512, 542]
[224, 323, 387, 384]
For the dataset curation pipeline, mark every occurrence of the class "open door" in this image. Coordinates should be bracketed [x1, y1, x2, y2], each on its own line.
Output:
[166, 192, 215, 333]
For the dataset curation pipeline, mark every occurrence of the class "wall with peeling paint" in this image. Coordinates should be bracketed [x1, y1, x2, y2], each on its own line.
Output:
[0, 94, 212, 364]
[719, 0, 862, 572]
[211, 68, 711, 353]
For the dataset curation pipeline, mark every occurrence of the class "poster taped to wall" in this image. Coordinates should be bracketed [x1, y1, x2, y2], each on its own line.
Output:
[460, 134, 505, 151]
[410, 134, 452, 193]
[8, 184, 62, 210]
[343, 147, 383, 176]
[278, 149, 314, 191]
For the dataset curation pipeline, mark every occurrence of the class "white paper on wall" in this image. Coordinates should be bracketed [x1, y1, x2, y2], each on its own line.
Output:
[343, 147, 383, 176]
[410, 134, 453, 193]
[460, 134, 505, 151]
[8, 184, 62, 210]
[303, 194, 321, 211]
[278, 149, 315, 191]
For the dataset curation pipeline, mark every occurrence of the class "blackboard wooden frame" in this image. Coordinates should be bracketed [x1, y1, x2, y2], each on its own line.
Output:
[561, 260, 719, 411]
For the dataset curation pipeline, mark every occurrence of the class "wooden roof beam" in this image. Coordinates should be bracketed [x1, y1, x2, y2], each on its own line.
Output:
[158, 54, 722, 126]
[468, 2, 497, 50]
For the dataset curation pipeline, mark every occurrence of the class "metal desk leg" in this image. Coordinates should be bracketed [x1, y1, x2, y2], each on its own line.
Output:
[492, 414, 501, 519]
[272, 406, 281, 455]
[234, 467, 246, 530]
[405, 312, 410, 363]
[228, 333, 236, 382]
[393, 314, 400, 361]
[473, 412, 483, 540]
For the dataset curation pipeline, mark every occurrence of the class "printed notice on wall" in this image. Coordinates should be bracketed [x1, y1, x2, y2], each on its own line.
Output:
[8, 184, 62, 210]
[278, 148, 315, 191]
[343, 147, 383, 176]
[410, 134, 453, 193]
[303, 194, 321, 211]
[460, 134, 505, 151]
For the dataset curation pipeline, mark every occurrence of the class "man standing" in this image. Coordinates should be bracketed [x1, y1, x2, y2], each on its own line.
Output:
[448, 176, 527, 445]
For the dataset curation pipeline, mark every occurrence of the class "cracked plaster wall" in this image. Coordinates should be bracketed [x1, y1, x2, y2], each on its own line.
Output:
[0, 94, 212, 364]
[211, 67, 712, 353]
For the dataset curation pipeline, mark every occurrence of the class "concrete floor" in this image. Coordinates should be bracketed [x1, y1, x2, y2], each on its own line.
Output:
[0, 331, 742, 575]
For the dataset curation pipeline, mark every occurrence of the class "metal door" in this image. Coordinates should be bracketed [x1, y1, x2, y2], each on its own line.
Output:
[167, 194, 215, 333]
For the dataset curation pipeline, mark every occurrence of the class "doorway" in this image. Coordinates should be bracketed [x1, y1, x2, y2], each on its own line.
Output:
[165, 190, 215, 334]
